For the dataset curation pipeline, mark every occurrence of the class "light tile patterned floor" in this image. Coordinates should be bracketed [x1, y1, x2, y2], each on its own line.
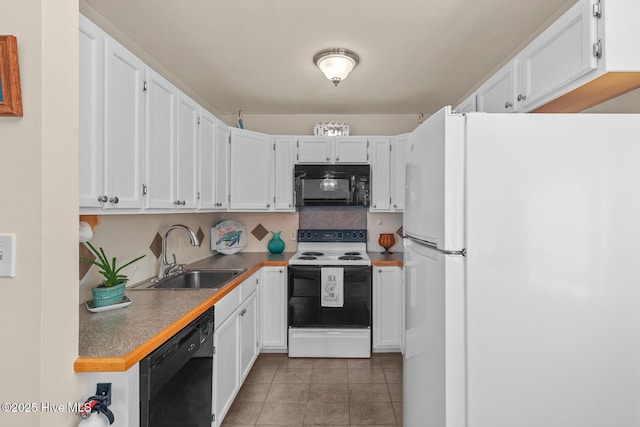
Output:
[222, 352, 403, 426]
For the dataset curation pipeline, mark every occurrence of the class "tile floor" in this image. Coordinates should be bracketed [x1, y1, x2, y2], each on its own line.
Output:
[221, 352, 403, 426]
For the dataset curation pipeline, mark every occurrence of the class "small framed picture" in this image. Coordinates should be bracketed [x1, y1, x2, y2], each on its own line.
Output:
[0, 35, 23, 117]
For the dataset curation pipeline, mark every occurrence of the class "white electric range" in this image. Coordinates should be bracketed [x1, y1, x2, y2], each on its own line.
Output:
[287, 229, 372, 358]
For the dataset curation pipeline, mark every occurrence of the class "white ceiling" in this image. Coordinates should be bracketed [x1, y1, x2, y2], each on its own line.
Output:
[82, 0, 584, 115]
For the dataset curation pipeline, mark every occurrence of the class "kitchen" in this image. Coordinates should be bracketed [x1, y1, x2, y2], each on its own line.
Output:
[2, 0, 640, 427]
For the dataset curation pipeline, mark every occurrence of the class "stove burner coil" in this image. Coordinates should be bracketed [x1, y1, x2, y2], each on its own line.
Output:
[338, 255, 364, 261]
[302, 252, 325, 256]
[298, 256, 318, 260]
[344, 251, 361, 256]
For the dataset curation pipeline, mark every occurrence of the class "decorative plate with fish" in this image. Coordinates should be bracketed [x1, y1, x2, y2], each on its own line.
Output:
[211, 220, 247, 254]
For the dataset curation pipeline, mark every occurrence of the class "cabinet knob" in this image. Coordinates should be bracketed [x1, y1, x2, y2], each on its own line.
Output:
[504, 101, 513, 109]
[517, 94, 527, 102]
[181, 200, 186, 206]
[97, 195, 108, 203]
[109, 196, 119, 204]
[393, 204, 397, 208]
[266, 203, 271, 208]
[378, 268, 382, 273]
[240, 308, 247, 317]
[336, 157, 340, 161]
[279, 269, 284, 273]
[174, 200, 180, 205]
[326, 157, 330, 161]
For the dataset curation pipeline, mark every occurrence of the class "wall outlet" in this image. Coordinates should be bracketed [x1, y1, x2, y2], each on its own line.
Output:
[0, 234, 16, 278]
[289, 230, 297, 240]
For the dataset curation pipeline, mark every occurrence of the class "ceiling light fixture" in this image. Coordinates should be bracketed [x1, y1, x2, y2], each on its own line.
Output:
[313, 48, 359, 86]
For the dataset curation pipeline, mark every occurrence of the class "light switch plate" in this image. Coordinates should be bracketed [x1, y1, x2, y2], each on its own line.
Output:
[0, 234, 16, 277]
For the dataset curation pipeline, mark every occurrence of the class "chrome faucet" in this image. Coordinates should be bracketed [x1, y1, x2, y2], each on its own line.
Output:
[159, 224, 200, 279]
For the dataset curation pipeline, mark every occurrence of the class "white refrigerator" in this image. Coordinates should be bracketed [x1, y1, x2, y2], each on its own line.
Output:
[403, 106, 640, 427]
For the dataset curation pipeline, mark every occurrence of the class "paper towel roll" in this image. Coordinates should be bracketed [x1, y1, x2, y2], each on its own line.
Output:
[79, 221, 93, 243]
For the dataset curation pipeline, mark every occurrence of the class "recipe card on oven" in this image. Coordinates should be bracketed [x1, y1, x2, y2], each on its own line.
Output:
[321, 267, 344, 307]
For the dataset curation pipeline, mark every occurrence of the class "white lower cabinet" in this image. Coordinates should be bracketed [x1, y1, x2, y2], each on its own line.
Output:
[260, 267, 288, 350]
[239, 290, 259, 381]
[213, 273, 259, 426]
[373, 266, 403, 351]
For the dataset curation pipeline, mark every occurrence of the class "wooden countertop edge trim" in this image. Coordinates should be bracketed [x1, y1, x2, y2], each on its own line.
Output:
[75, 260, 288, 372]
[371, 260, 403, 267]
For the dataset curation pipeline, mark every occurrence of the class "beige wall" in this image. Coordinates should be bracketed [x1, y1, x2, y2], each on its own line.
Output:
[0, 0, 80, 426]
[220, 113, 419, 136]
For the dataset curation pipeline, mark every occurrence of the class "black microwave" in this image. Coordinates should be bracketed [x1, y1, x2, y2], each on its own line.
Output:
[294, 164, 370, 207]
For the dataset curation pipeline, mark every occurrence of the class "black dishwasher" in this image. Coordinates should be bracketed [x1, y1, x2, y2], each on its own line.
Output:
[140, 307, 214, 427]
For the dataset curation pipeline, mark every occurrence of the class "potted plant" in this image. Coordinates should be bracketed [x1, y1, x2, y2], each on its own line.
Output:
[81, 242, 146, 307]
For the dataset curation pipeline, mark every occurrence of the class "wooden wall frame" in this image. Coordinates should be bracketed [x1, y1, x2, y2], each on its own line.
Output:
[0, 35, 23, 117]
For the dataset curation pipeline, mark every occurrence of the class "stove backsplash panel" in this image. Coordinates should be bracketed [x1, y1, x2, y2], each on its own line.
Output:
[299, 206, 367, 229]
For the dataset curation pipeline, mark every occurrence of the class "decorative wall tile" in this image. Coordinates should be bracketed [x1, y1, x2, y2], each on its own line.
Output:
[79, 243, 95, 281]
[251, 224, 269, 241]
[149, 233, 163, 259]
[196, 227, 205, 247]
[299, 206, 367, 229]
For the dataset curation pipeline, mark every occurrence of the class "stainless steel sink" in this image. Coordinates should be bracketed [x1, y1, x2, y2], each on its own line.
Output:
[131, 269, 246, 290]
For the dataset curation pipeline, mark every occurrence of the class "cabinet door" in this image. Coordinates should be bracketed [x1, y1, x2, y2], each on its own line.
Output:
[260, 267, 287, 350]
[274, 137, 295, 211]
[145, 69, 176, 209]
[373, 267, 402, 350]
[390, 135, 407, 211]
[476, 61, 518, 113]
[229, 129, 273, 210]
[370, 138, 391, 211]
[176, 93, 200, 208]
[104, 36, 146, 209]
[199, 109, 217, 210]
[454, 93, 476, 113]
[297, 136, 331, 163]
[215, 123, 230, 209]
[518, 0, 597, 111]
[79, 16, 104, 209]
[334, 137, 369, 163]
[213, 311, 240, 425]
[239, 291, 259, 381]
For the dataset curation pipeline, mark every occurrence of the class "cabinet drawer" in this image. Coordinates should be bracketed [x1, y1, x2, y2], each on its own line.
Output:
[240, 272, 258, 302]
[215, 285, 240, 326]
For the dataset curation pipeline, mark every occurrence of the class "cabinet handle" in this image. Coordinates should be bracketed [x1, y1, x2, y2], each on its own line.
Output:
[266, 203, 271, 208]
[181, 200, 186, 206]
[393, 204, 397, 208]
[97, 195, 108, 203]
[517, 94, 527, 102]
[240, 308, 247, 317]
[109, 196, 119, 204]
[174, 200, 180, 205]
[504, 101, 513, 109]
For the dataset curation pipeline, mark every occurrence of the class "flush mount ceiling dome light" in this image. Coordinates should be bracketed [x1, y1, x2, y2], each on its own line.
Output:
[313, 48, 359, 86]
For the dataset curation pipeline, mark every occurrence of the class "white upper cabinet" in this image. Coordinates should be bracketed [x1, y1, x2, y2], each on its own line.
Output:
[296, 136, 332, 163]
[79, 15, 104, 209]
[370, 138, 391, 211]
[198, 109, 217, 210]
[80, 16, 146, 211]
[145, 69, 177, 209]
[103, 34, 146, 209]
[370, 135, 406, 212]
[176, 93, 200, 208]
[476, 61, 519, 113]
[454, 93, 476, 113]
[214, 123, 231, 210]
[274, 137, 296, 211]
[390, 134, 407, 211]
[334, 137, 369, 163]
[517, 0, 597, 111]
[229, 128, 274, 210]
[296, 136, 369, 164]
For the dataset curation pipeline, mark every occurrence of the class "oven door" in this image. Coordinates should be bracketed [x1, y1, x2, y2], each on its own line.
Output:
[288, 265, 371, 328]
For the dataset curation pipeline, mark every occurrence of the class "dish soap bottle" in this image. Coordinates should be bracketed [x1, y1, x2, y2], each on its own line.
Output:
[267, 231, 285, 254]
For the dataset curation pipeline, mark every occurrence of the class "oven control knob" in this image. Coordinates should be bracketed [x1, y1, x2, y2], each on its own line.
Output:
[352, 232, 357, 238]
[358, 232, 364, 239]
[337, 232, 343, 239]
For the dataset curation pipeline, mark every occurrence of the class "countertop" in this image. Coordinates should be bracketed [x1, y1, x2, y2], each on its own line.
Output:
[76, 251, 402, 373]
